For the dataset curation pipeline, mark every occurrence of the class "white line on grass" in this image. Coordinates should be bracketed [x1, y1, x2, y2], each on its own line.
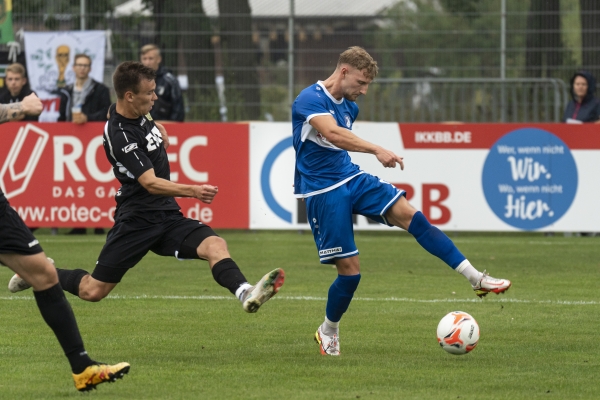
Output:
[1, 295, 599, 305]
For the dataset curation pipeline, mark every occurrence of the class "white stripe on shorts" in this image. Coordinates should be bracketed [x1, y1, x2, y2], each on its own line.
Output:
[319, 249, 359, 261]
[380, 189, 405, 226]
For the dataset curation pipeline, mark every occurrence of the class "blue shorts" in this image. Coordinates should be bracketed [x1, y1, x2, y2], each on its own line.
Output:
[305, 173, 405, 264]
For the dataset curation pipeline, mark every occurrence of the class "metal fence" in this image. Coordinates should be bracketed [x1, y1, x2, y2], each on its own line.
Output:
[3, 0, 599, 122]
[357, 78, 570, 123]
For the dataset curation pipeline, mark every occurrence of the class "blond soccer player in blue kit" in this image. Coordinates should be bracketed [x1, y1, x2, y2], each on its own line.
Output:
[291, 47, 512, 356]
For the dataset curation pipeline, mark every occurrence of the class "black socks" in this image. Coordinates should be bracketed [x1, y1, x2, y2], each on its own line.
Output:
[33, 283, 93, 374]
[56, 268, 89, 297]
[211, 258, 248, 295]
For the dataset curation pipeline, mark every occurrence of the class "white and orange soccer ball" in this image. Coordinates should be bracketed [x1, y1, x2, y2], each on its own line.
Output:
[436, 311, 480, 355]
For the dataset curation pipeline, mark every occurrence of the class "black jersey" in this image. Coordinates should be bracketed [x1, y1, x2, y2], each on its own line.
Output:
[0, 190, 7, 216]
[103, 106, 179, 217]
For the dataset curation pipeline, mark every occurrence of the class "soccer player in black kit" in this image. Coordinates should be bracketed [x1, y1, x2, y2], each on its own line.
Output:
[10, 61, 285, 315]
[1, 94, 130, 392]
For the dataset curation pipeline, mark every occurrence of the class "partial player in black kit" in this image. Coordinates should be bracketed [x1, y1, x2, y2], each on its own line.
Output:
[1, 95, 129, 392]
[10, 61, 285, 313]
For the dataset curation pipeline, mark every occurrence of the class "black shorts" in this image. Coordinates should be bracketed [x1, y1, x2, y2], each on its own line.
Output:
[93, 210, 218, 283]
[0, 200, 43, 255]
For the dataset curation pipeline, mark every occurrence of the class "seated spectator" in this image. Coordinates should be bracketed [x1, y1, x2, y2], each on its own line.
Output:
[58, 54, 111, 124]
[140, 44, 184, 121]
[0, 63, 38, 121]
[563, 71, 600, 123]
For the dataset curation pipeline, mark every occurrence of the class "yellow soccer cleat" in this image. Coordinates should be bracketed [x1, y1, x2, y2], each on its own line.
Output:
[72, 362, 130, 391]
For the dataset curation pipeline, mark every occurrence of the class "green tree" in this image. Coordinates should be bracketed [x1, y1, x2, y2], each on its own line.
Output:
[218, 0, 260, 120]
[525, 0, 562, 78]
[144, 0, 218, 120]
[579, 0, 600, 78]
[13, 0, 112, 30]
[372, 0, 504, 78]
[441, 0, 482, 18]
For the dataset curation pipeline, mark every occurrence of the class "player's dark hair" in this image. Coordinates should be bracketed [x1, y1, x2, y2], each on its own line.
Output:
[337, 46, 379, 80]
[113, 61, 156, 99]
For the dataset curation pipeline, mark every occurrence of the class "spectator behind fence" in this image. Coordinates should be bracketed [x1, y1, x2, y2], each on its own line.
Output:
[0, 63, 38, 121]
[563, 70, 600, 124]
[58, 54, 110, 235]
[140, 44, 184, 122]
[58, 54, 111, 124]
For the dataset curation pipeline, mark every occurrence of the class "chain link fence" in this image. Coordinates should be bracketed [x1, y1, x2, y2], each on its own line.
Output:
[3, 0, 599, 122]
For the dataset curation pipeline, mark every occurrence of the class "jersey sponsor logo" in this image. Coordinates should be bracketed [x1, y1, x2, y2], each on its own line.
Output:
[28, 239, 39, 248]
[344, 115, 351, 128]
[122, 143, 138, 153]
[319, 247, 342, 256]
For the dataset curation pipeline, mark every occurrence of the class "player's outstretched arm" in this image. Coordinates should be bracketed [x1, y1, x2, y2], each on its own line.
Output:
[0, 93, 43, 124]
[137, 169, 218, 203]
[310, 115, 404, 170]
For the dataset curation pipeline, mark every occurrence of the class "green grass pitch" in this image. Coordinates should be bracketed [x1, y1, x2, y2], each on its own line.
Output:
[0, 230, 599, 399]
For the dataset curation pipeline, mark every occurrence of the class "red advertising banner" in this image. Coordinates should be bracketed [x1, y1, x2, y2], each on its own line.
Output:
[0, 122, 249, 229]
[399, 123, 600, 149]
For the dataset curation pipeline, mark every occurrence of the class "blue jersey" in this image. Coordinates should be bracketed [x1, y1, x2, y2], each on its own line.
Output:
[292, 81, 363, 198]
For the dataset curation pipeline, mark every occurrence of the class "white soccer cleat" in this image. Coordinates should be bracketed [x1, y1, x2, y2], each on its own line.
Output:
[8, 273, 31, 293]
[242, 268, 285, 313]
[8, 257, 55, 293]
[472, 270, 511, 298]
[314, 325, 340, 356]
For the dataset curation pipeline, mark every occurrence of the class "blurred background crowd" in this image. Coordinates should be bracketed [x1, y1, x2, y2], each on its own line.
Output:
[0, 0, 599, 124]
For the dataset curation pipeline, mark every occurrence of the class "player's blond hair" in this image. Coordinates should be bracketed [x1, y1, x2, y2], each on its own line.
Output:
[337, 46, 378, 80]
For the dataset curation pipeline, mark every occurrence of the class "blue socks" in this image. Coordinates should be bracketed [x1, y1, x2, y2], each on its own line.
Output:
[325, 274, 361, 323]
[408, 211, 466, 269]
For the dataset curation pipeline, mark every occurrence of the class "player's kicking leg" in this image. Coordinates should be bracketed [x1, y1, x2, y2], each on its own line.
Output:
[181, 229, 285, 313]
[385, 196, 512, 297]
[211, 255, 285, 313]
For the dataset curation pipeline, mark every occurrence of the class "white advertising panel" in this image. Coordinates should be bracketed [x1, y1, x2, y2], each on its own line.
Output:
[250, 122, 600, 232]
